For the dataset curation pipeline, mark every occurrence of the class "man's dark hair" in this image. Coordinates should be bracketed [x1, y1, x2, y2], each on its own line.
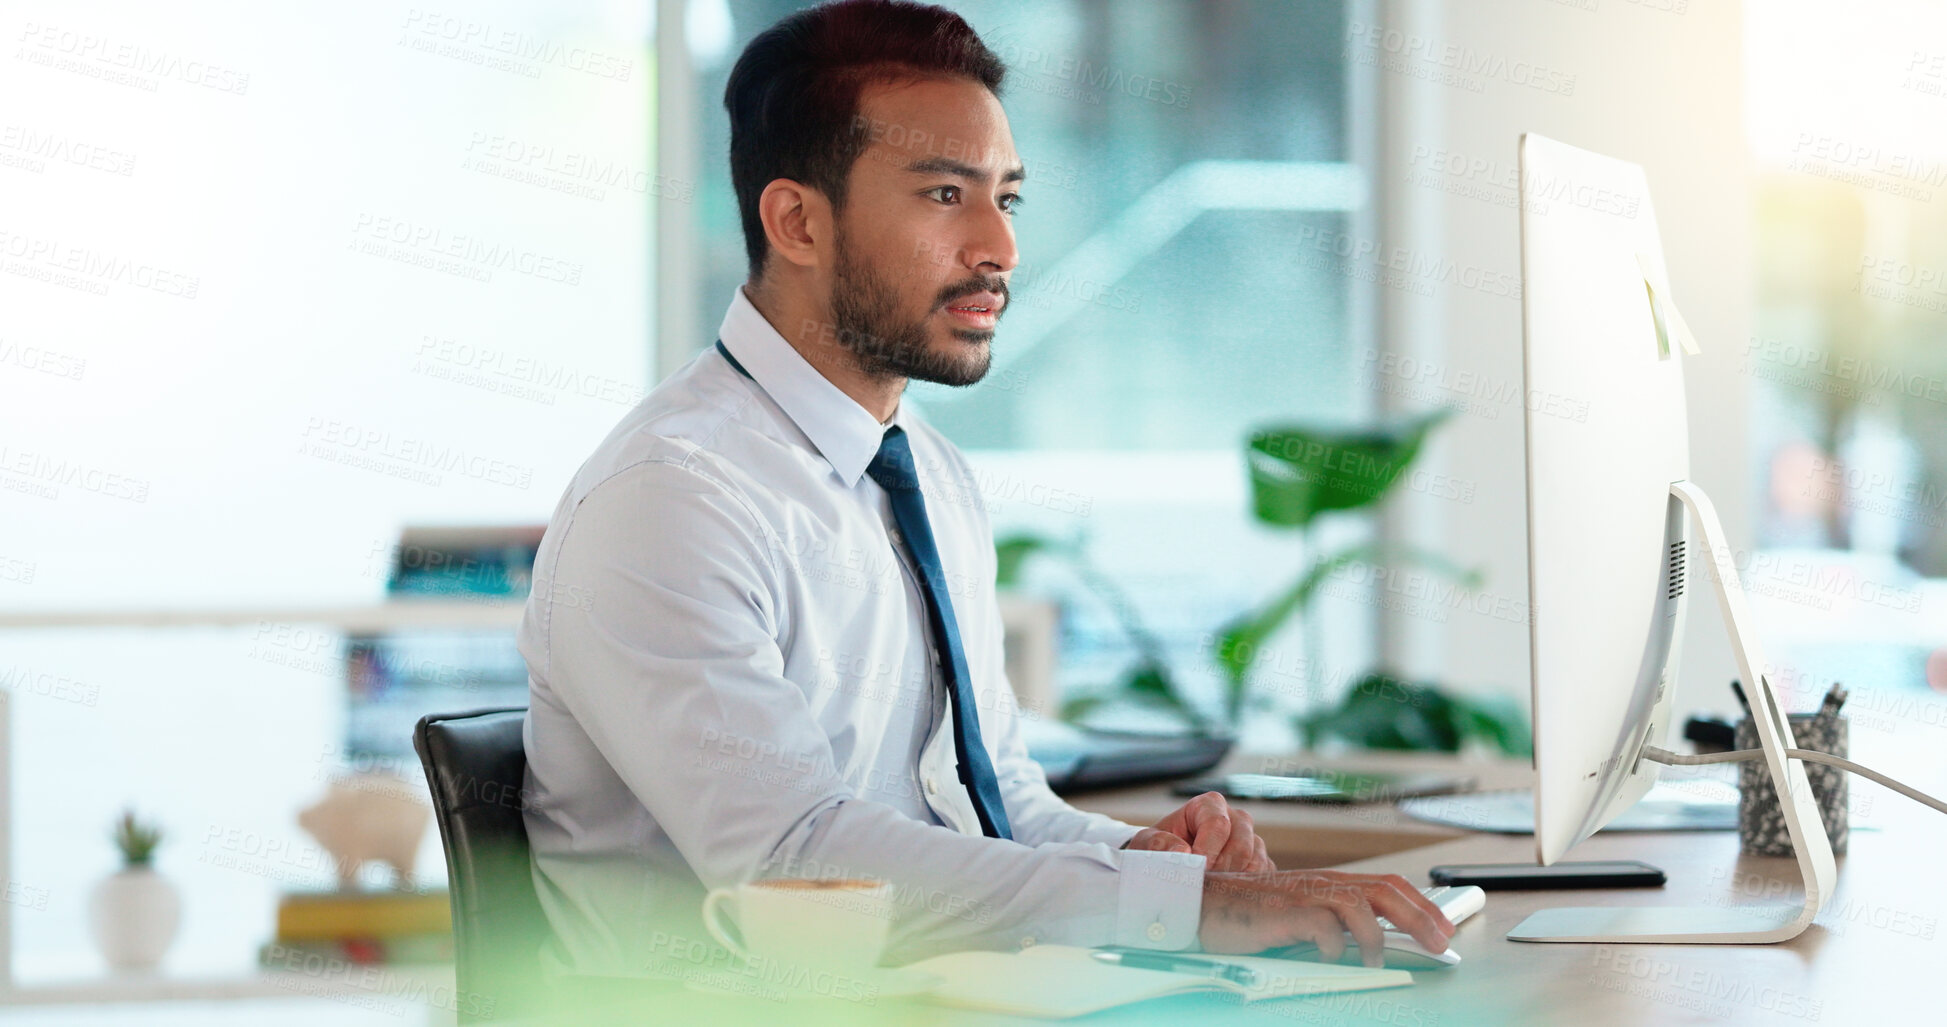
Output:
[724, 0, 1006, 281]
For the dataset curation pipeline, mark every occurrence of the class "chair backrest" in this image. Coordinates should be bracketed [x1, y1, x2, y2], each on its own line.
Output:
[413, 708, 549, 1023]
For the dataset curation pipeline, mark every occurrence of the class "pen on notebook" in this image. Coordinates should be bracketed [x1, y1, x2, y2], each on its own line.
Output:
[1091, 949, 1261, 987]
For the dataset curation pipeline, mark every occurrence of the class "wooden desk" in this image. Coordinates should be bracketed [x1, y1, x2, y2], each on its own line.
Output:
[1067, 752, 1941, 1023]
[1327, 825, 1942, 1025]
[526, 757, 1941, 1025]
[1067, 751, 1538, 868]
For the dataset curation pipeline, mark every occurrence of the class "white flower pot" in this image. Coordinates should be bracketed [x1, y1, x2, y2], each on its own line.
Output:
[88, 866, 181, 972]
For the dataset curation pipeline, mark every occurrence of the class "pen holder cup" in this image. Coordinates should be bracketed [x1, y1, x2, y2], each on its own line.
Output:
[1734, 712, 1848, 857]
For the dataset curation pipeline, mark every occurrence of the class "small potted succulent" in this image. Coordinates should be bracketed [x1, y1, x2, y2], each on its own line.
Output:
[88, 809, 181, 972]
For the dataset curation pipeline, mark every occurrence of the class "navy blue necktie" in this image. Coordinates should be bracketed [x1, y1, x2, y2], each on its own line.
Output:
[714, 340, 1011, 839]
[867, 426, 1012, 840]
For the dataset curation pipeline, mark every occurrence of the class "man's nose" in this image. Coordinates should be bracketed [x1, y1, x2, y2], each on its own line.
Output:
[961, 200, 1018, 275]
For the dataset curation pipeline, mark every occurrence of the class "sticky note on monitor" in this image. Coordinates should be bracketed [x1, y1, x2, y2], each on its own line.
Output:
[1637, 253, 1700, 358]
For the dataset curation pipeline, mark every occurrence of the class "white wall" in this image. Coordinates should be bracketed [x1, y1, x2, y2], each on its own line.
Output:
[1368, 0, 1750, 723]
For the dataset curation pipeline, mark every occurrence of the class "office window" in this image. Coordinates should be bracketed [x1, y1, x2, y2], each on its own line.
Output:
[670, 0, 1378, 735]
[1, 1, 652, 984]
[1744, 1, 1947, 776]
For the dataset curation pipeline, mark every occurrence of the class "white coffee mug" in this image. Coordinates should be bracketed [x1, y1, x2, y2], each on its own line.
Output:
[701, 878, 894, 973]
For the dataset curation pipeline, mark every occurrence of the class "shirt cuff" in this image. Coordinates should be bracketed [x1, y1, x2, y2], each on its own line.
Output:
[1112, 849, 1205, 950]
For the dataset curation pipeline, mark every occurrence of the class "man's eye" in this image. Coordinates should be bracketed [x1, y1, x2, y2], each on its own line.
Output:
[1001, 193, 1024, 215]
[927, 186, 961, 204]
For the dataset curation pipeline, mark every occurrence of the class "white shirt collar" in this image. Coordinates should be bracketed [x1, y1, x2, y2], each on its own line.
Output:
[716, 285, 903, 488]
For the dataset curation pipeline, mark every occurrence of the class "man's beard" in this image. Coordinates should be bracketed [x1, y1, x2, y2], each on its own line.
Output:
[827, 227, 1000, 388]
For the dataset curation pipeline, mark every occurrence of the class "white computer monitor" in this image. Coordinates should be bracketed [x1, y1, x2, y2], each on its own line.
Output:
[1509, 134, 1836, 944]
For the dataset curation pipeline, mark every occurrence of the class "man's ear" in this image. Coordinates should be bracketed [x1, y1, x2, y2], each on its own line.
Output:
[757, 179, 831, 272]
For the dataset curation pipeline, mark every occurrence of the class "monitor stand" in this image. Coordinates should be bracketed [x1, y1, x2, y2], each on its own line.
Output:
[1507, 480, 1838, 944]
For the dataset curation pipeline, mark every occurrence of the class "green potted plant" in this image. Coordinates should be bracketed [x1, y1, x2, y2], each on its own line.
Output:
[1295, 672, 1532, 755]
[1000, 407, 1531, 756]
[88, 809, 181, 972]
[1212, 409, 1528, 754]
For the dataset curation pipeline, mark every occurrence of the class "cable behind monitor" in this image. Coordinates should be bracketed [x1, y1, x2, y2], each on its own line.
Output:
[1642, 745, 1947, 817]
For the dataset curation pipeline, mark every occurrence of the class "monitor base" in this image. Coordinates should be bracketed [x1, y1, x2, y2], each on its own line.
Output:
[1513, 481, 1838, 946]
[1507, 904, 1805, 944]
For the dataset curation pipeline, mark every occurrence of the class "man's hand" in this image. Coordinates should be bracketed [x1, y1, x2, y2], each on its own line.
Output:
[1125, 791, 1273, 872]
[1198, 870, 1457, 967]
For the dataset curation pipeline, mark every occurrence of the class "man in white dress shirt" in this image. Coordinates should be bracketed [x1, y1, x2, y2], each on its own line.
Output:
[516, 0, 1453, 982]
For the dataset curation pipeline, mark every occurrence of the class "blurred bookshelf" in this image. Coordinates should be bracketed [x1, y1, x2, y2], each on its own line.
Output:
[0, 526, 541, 1010]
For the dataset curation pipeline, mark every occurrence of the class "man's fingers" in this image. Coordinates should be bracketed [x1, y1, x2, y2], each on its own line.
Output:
[1211, 808, 1259, 871]
[1322, 894, 1386, 968]
[1186, 792, 1233, 858]
[1362, 878, 1452, 954]
[1372, 872, 1453, 935]
[1152, 805, 1188, 838]
[1294, 907, 1347, 961]
[1127, 827, 1192, 854]
[1392, 873, 1455, 934]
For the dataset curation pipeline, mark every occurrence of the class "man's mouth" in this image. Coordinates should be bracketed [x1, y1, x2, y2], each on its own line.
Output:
[943, 305, 997, 329]
[943, 292, 1003, 329]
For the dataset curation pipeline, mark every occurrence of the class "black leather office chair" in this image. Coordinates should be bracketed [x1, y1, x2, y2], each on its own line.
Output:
[414, 707, 550, 1023]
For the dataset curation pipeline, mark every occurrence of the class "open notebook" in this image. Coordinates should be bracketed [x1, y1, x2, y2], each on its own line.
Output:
[904, 945, 1412, 1018]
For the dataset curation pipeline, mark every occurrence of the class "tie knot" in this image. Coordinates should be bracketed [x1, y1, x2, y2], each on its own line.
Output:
[866, 426, 919, 492]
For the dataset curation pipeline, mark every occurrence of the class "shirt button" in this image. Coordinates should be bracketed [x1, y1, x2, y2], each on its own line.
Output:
[926, 776, 940, 795]
[1145, 922, 1167, 943]
[1019, 936, 1037, 949]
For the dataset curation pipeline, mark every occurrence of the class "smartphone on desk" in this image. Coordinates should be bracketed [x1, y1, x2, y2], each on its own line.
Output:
[1429, 860, 1665, 890]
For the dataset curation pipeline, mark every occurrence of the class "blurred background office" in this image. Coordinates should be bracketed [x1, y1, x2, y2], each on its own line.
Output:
[3, 0, 1945, 1022]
